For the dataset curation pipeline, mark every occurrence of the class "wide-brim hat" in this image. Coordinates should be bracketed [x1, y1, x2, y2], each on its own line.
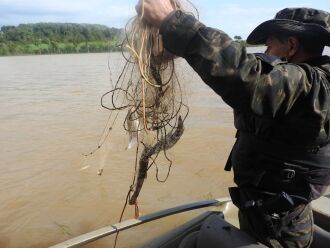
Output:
[247, 8, 330, 46]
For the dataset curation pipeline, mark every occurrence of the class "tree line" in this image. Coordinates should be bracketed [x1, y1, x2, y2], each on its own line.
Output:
[0, 23, 122, 56]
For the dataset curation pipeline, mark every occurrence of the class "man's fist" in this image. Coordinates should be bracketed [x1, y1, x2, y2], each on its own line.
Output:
[136, 0, 175, 27]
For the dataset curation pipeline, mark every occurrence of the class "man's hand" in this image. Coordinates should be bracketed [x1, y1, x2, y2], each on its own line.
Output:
[136, 0, 175, 27]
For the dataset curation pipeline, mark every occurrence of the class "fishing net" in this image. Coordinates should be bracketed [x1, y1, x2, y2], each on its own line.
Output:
[82, 1, 199, 247]
[87, 0, 198, 218]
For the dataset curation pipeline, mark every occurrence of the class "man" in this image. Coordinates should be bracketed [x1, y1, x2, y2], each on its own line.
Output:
[137, 1, 330, 247]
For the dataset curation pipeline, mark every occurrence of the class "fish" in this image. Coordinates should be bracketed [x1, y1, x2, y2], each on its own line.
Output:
[129, 116, 184, 205]
[126, 107, 140, 150]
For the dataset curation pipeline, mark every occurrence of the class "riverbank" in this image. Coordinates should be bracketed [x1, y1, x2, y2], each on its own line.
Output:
[0, 23, 122, 56]
[0, 40, 121, 56]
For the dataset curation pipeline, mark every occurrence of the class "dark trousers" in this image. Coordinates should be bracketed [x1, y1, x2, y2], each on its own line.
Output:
[239, 203, 314, 248]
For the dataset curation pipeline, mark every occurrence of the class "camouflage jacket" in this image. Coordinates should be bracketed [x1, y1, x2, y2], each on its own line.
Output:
[160, 11, 330, 198]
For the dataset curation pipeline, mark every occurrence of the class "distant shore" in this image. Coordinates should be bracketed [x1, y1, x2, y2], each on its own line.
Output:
[0, 23, 122, 56]
[0, 41, 121, 57]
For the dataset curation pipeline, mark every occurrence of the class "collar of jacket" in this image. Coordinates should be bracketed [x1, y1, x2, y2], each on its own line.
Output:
[303, 55, 330, 67]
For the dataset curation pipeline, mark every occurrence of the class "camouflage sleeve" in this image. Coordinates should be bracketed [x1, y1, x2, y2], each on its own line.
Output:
[160, 11, 312, 117]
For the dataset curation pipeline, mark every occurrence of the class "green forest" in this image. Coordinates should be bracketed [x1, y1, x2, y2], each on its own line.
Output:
[0, 23, 122, 56]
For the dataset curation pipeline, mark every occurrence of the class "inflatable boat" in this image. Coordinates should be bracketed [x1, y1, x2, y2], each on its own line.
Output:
[50, 195, 330, 248]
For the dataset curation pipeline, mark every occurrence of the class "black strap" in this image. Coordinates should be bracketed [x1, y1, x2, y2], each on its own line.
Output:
[224, 131, 239, 171]
[229, 187, 307, 212]
[224, 148, 233, 171]
[239, 133, 330, 185]
[224, 131, 330, 185]
[238, 132, 330, 169]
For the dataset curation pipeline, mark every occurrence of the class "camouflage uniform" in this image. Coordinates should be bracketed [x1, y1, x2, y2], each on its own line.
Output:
[160, 9, 330, 248]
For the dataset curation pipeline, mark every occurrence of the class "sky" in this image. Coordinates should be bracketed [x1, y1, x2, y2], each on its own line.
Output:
[0, 0, 329, 39]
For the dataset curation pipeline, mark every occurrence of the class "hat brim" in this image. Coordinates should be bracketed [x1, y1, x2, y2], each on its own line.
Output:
[247, 19, 330, 46]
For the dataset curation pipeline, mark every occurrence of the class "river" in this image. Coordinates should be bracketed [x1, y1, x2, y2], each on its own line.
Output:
[0, 47, 329, 247]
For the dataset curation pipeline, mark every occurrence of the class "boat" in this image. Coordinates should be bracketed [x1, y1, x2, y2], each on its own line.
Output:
[49, 195, 330, 248]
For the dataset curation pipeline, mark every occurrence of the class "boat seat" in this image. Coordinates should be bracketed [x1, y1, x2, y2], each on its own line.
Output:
[196, 213, 267, 248]
[177, 214, 330, 248]
[178, 213, 267, 248]
[177, 231, 198, 248]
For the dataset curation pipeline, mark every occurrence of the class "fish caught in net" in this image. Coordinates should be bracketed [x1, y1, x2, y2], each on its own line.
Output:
[94, 0, 198, 216]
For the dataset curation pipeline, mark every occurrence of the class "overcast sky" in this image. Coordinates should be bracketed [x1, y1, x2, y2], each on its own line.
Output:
[0, 0, 329, 38]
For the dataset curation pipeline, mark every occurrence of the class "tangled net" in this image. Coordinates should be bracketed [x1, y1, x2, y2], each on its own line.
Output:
[87, 1, 198, 223]
[85, 1, 199, 247]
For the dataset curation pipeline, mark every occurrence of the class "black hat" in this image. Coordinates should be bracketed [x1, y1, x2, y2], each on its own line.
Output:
[247, 8, 330, 46]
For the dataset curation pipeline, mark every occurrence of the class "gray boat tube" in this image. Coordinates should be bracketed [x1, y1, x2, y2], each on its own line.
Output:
[49, 197, 231, 248]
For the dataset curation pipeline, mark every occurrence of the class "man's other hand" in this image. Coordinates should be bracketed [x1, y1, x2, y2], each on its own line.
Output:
[136, 0, 175, 27]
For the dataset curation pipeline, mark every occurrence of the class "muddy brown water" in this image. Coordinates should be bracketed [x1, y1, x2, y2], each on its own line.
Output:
[0, 47, 329, 247]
